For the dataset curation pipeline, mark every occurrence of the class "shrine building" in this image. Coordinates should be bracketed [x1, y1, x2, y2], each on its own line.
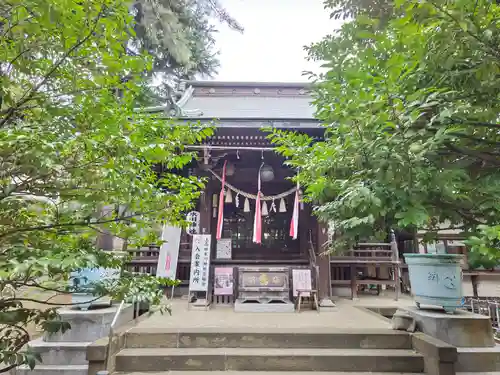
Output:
[127, 81, 472, 310]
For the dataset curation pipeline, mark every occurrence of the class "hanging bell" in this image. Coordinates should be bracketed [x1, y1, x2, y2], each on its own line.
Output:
[225, 189, 233, 203]
[262, 201, 268, 216]
[244, 198, 250, 212]
[235, 193, 240, 208]
[279, 198, 287, 212]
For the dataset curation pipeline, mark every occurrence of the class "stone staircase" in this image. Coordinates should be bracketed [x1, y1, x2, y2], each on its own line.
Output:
[14, 305, 133, 375]
[112, 328, 425, 374]
[457, 346, 500, 372]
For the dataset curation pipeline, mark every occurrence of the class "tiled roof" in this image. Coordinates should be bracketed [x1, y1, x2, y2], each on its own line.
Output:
[179, 81, 316, 120]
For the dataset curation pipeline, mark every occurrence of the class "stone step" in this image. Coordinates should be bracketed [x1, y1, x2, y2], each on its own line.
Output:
[115, 347, 424, 373]
[26, 337, 91, 366]
[457, 347, 500, 372]
[116, 372, 424, 375]
[15, 364, 88, 375]
[124, 328, 412, 349]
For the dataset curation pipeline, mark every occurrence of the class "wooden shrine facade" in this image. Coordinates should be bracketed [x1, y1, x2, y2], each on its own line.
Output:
[121, 81, 338, 306]
[122, 81, 408, 305]
[120, 81, 500, 305]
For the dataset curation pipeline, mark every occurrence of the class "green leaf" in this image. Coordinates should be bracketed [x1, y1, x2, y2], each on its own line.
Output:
[270, 0, 500, 252]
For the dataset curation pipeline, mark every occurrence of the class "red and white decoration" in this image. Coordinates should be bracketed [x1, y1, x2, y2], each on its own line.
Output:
[252, 163, 264, 244]
[212, 163, 301, 244]
[289, 180, 300, 240]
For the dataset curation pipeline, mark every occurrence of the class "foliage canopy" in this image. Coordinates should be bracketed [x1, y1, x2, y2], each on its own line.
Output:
[132, 0, 243, 105]
[0, 0, 211, 371]
[270, 0, 500, 259]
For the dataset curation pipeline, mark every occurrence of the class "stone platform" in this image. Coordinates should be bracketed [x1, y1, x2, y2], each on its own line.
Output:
[86, 296, 500, 375]
[135, 298, 395, 330]
[399, 306, 495, 347]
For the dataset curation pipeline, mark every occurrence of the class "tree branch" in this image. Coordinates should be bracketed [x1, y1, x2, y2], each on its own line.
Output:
[430, 1, 500, 59]
[4, 295, 103, 306]
[463, 121, 500, 129]
[448, 132, 500, 147]
[0, 210, 160, 239]
[0, 7, 104, 128]
[444, 142, 500, 166]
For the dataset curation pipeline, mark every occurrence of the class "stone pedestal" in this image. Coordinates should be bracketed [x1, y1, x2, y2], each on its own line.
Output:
[234, 300, 295, 313]
[15, 304, 132, 375]
[400, 306, 495, 347]
[43, 305, 132, 342]
[189, 298, 210, 311]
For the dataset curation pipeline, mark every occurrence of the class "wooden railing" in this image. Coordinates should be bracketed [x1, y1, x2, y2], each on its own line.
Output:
[329, 241, 401, 300]
[124, 242, 192, 285]
[125, 245, 159, 276]
[125, 230, 193, 281]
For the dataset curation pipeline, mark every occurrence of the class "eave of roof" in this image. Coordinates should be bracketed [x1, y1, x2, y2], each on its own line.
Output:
[183, 80, 312, 89]
[176, 117, 319, 122]
[169, 118, 321, 129]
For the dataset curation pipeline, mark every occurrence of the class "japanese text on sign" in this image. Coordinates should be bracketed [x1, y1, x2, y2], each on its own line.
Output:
[188, 234, 211, 292]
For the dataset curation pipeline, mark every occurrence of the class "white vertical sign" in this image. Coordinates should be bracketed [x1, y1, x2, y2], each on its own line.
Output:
[156, 225, 182, 279]
[189, 234, 211, 292]
[186, 211, 200, 235]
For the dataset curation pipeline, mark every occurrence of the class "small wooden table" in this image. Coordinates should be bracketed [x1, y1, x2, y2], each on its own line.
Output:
[295, 289, 320, 312]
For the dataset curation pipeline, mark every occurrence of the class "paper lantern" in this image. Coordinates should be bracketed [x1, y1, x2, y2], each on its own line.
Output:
[260, 164, 274, 182]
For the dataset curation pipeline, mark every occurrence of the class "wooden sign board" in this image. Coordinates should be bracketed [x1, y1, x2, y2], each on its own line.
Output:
[216, 238, 232, 259]
[292, 269, 312, 297]
[214, 267, 234, 295]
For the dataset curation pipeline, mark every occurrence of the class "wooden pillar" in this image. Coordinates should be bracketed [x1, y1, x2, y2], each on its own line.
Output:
[317, 221, 335, 307]
[199, 183, 212, 235]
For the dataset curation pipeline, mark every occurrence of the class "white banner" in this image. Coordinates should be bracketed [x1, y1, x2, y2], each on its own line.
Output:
[156, 225, 182, 279]
[188, 234, 211, 292]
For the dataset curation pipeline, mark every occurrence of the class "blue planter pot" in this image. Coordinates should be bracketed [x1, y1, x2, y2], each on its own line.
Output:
[70, 268, 120, 310]
[404, 253, 464, 313]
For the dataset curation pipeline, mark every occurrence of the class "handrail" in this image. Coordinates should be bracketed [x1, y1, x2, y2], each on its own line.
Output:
[110, 300, 125, 329]
[104, 300, 125, 372]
